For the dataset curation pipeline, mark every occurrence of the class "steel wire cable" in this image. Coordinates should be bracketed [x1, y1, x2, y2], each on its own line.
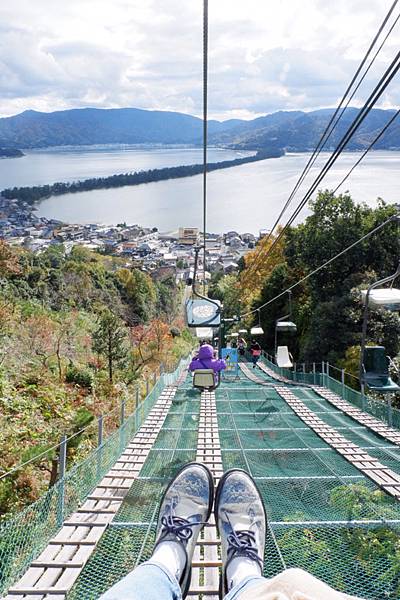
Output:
[242, 1, 400, 282]
[240, 213, 398, 318]
[247, 49, 400, 273]
[333, 107, 400, 193]
[202, 0, 208, 293]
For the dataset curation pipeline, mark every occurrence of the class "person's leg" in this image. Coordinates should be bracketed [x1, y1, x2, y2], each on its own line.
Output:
[214, 469, 266, 598]
[99, 463, 214, 600]
[215, 472, 362, 600]
[99, 561, 182, 600]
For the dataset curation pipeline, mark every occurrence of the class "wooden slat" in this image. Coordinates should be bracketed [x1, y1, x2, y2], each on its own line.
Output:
[274, 386, 400, 500]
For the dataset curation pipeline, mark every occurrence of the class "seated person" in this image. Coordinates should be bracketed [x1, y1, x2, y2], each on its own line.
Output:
[189, 343, 226, 379]
[100, 463, 363, 600]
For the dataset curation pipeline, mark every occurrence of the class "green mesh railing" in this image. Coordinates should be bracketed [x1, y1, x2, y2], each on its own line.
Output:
[70, 370, 400, 600]
[0, 357, 189, 596]
[263, 355, 400, 428]
[262, 355, 322, 385]
[216, 375, 400, 599]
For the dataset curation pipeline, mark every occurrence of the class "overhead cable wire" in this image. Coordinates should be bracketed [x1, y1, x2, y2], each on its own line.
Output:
[202, 0, 208, 293]
[248, 49, 400, 270]
[333, 107, 400, 193]
[241, 213, 399, 318]
[243, 1, 400, 280]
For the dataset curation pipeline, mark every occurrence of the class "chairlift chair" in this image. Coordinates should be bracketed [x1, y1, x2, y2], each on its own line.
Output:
[192, 368, 221, 391]
[195, 327, 213, 340]
[250, 309, 264, 336]
[276, 345, 293, 368]
[360, 264, 400, 394]
[362, 346, 400, 393]
[274, 290, 297, 358]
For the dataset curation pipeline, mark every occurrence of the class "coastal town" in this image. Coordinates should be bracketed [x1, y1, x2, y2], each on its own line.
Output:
[0, 193, 259, 279]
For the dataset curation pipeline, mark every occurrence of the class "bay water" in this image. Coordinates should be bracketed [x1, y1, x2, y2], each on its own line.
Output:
[0, 145, 398, 233]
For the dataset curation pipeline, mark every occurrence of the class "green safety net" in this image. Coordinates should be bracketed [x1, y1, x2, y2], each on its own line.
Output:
[0, 358, 189, 597]
[3, 359, 400, 599]
[264, 356, 400, 428]
[217, 376, 400, 599]
[69, 383, 200, 599]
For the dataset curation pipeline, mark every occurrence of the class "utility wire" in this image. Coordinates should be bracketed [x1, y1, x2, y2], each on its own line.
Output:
[243, 1, 400, 281]
[333, 107, 400, 193]
[241, 213, 399, 318]
[202, 0, 208, 293]
[249, 49, 400, 269]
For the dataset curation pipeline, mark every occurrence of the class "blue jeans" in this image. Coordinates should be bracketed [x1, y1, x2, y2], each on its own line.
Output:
[99, 561, 264, 600]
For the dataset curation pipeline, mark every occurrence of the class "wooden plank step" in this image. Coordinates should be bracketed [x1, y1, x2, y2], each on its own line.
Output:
[7, 589, 68, 595]
[48, 540, 97, 546]
[192, 560, 222, 567]
[63, 521, 107, 527]
[31, 561, 84, 569]
[86, 495, 125, 502]
[95, 484, 132, 489]
[77, 507, 118, 513]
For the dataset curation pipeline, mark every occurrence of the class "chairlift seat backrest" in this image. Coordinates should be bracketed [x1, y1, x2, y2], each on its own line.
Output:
[276, 346, 293, 368]
[363, 346, 400, 393]
[364, 346, 388, 375]
[276, 321, 297, 332]
[193, 369, 215, 389]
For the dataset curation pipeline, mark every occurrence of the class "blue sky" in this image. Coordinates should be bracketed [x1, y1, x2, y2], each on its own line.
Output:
[0, 0, 399, 119]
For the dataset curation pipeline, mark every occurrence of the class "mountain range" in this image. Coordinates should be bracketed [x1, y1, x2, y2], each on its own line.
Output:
[0, 106, 399, 151]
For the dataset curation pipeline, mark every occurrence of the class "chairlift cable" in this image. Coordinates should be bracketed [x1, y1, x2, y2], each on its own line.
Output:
[333, 107, 400, 193]
[249, 49, 400, 270]
[243, 1, 400, 281]
[240, 213, 399, 318]
[202, 0, 208, 293]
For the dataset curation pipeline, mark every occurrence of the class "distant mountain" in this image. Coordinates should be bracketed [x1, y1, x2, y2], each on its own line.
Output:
[0, 108, 241, 149]
[0, 106, 398, 151]
[209, 108, 400, 151]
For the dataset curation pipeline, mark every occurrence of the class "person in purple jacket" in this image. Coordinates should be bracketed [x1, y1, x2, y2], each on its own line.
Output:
[189, 343, 226, 379]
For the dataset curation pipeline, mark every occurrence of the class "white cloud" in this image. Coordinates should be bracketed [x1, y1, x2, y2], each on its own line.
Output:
[0, 0, 399, 118]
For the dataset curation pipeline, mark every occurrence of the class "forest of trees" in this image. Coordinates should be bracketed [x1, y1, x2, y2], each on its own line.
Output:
[2, 149, 283, 204]
[0, 243, 192, 516]
[210, 191, 400, 382]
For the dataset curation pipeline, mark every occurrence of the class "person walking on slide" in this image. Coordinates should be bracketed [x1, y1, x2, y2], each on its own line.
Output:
[99, 463, 363, 600]
[250, 339, 262, 368]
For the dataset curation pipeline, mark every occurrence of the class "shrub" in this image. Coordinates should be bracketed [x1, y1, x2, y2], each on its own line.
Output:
[65, 365, 93, 389]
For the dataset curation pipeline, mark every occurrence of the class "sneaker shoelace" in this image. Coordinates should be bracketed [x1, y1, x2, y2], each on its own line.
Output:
[226, 529, 264, 568]
[160, 514, 206, 543]
[224, 511, 263, 568]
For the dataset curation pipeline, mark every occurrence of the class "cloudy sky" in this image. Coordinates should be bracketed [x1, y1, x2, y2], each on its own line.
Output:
[0, 0, 399, 120]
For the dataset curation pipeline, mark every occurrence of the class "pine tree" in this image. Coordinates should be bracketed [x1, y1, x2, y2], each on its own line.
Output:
[93, 309, 127, 383]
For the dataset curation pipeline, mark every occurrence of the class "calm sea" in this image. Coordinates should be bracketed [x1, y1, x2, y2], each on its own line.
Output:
[0, 145, 398, 233]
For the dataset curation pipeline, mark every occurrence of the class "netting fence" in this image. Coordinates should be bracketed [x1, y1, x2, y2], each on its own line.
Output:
[0, 357, 189, 596]
[69, 379, 200, 599]
[263, 354, 400, 428]
[216, 376, 400, 599]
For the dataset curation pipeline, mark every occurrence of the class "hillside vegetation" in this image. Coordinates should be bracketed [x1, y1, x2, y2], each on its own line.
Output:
[210, 192, 400, 382]
[0, 106, 399, 150]
[0, 243, 192, 517]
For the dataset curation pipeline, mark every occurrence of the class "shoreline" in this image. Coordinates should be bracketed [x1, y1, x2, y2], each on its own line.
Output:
[1, 148, 284, 205]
